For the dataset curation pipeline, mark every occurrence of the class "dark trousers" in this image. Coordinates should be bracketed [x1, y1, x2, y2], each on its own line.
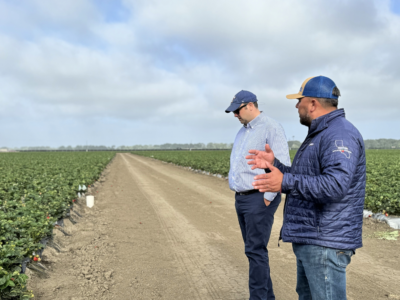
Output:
[235, 192, 281, 300]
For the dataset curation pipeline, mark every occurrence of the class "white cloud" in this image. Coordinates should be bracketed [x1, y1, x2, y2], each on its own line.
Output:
[0, 0, 399, 147]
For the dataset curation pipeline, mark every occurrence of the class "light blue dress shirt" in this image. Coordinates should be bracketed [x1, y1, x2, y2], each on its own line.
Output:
[229, 112, 291, 201]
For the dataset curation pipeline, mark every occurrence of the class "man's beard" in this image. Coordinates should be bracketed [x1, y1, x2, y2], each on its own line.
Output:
[299, 112, 312, 127]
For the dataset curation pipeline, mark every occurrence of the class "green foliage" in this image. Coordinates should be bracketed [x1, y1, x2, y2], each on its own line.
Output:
[364, 150, 400, 215]
[0, 152, 115, 299]
[0, 266, 33, 299]
[133, 150, 232, 176]
[133, 149, 400, 214]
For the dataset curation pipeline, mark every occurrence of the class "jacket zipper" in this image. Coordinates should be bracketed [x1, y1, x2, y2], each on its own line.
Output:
[278, 137, 312, 246]
[278, 194, 288, 247]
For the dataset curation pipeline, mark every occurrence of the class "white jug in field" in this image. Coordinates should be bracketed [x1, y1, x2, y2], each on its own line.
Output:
[86, 195, 94, 208]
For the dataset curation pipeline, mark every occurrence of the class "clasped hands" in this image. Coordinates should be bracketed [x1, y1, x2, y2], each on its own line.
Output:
[246, 144, 283, 193]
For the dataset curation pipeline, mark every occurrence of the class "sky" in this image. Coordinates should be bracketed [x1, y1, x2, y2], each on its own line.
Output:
[1, 0, 400, 148]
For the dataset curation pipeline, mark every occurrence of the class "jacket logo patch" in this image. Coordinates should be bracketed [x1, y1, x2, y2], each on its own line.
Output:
[333, 140, 352, 158]
[309, 143, 314, 146]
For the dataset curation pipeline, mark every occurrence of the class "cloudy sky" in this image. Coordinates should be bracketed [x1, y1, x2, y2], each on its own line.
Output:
[1, 0, 399, 148]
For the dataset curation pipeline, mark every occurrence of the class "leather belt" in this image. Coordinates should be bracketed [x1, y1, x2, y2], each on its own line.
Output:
[236, 189, 259, 196]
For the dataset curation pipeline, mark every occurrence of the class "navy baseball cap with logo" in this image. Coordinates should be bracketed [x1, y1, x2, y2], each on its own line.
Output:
[225, 90, 257, 113]
[286, 76, 339, 100]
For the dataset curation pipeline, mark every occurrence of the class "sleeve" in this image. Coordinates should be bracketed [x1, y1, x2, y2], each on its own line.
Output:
[273, 158, 292, 174]
[263, 122, 291, 201]
[281, 133, 362, 204]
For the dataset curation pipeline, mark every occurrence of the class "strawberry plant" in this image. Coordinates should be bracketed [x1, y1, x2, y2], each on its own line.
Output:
[0, 152, 115, 299]
[0, 266, 33, 299]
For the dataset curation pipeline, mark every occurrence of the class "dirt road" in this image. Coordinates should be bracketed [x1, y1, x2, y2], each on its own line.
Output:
[29, 153, 400, 300]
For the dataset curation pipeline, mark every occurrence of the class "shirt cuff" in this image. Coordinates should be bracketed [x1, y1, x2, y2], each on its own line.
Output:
[263, 192, 278, 202]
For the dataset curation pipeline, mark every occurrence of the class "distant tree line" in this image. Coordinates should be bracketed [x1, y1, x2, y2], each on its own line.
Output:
[120, 143, 234, 150]
[288, 139, 400, 150]
[2, 139, 399, 151]
[288, 141, 301, 149]
[363, 139, 400, 149]
[6, 143, 234, 151]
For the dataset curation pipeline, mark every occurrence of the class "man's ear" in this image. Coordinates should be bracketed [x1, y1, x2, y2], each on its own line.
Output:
[309, 98, 318, 113]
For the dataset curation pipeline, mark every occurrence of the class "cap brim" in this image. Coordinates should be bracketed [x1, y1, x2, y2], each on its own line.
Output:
[286, 93, 304, 99]
[225, 102, 241, 113]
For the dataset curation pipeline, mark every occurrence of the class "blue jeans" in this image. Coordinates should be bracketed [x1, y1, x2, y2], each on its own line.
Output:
[292, 243, 354, 300]
[235, 192, 281, 300]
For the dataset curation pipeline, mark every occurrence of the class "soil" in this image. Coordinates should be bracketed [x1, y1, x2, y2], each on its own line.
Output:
[28, 153, 400, 300]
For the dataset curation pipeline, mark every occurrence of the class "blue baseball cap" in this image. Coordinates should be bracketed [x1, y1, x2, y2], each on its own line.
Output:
[225, 90, 257, 113]
[286, 76, 339, 100]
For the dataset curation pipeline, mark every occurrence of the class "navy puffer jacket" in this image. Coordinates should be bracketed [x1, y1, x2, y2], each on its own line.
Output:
[275, 109, 366, 250]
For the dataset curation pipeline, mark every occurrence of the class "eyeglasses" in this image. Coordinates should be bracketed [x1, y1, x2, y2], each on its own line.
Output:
[233, 103, 248, 115]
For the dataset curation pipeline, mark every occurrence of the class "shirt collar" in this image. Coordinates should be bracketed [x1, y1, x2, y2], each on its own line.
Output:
[244, 112, 263, 129]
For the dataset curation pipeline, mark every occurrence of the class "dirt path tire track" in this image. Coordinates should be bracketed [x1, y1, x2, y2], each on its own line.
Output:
[123, 153, 299, 299]
[121, 154, 248, 300]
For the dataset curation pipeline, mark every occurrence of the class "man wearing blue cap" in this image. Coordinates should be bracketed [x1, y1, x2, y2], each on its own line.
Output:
[226, 90, 291, 300]
[246, 76, 366, 299]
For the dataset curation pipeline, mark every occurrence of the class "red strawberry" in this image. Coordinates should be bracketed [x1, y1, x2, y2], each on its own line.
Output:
[47, 216, 50, 219]
[385, 213, 389, 217]
[33, 257, 38, 262]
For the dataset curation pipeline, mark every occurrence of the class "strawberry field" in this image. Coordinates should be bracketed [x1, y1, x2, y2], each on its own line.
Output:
[133, 149, 400, 215]
[365, 150, 400, 215]
[132, 150, 233, 176]
[1, 149, 398, 298]
[0, 152, 115, 299]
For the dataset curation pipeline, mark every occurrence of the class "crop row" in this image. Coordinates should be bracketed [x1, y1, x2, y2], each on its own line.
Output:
[132, 149, 400, 215]
[0, 152, 115, 299]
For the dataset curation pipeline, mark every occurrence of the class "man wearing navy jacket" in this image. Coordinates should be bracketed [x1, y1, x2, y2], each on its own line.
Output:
[246, 76, 366, 300]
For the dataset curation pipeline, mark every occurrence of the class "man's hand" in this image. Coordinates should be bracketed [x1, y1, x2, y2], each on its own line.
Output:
[246, 144, 275, 170]
[252, 161, 283, 192]
[264, 198, 271, 207]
